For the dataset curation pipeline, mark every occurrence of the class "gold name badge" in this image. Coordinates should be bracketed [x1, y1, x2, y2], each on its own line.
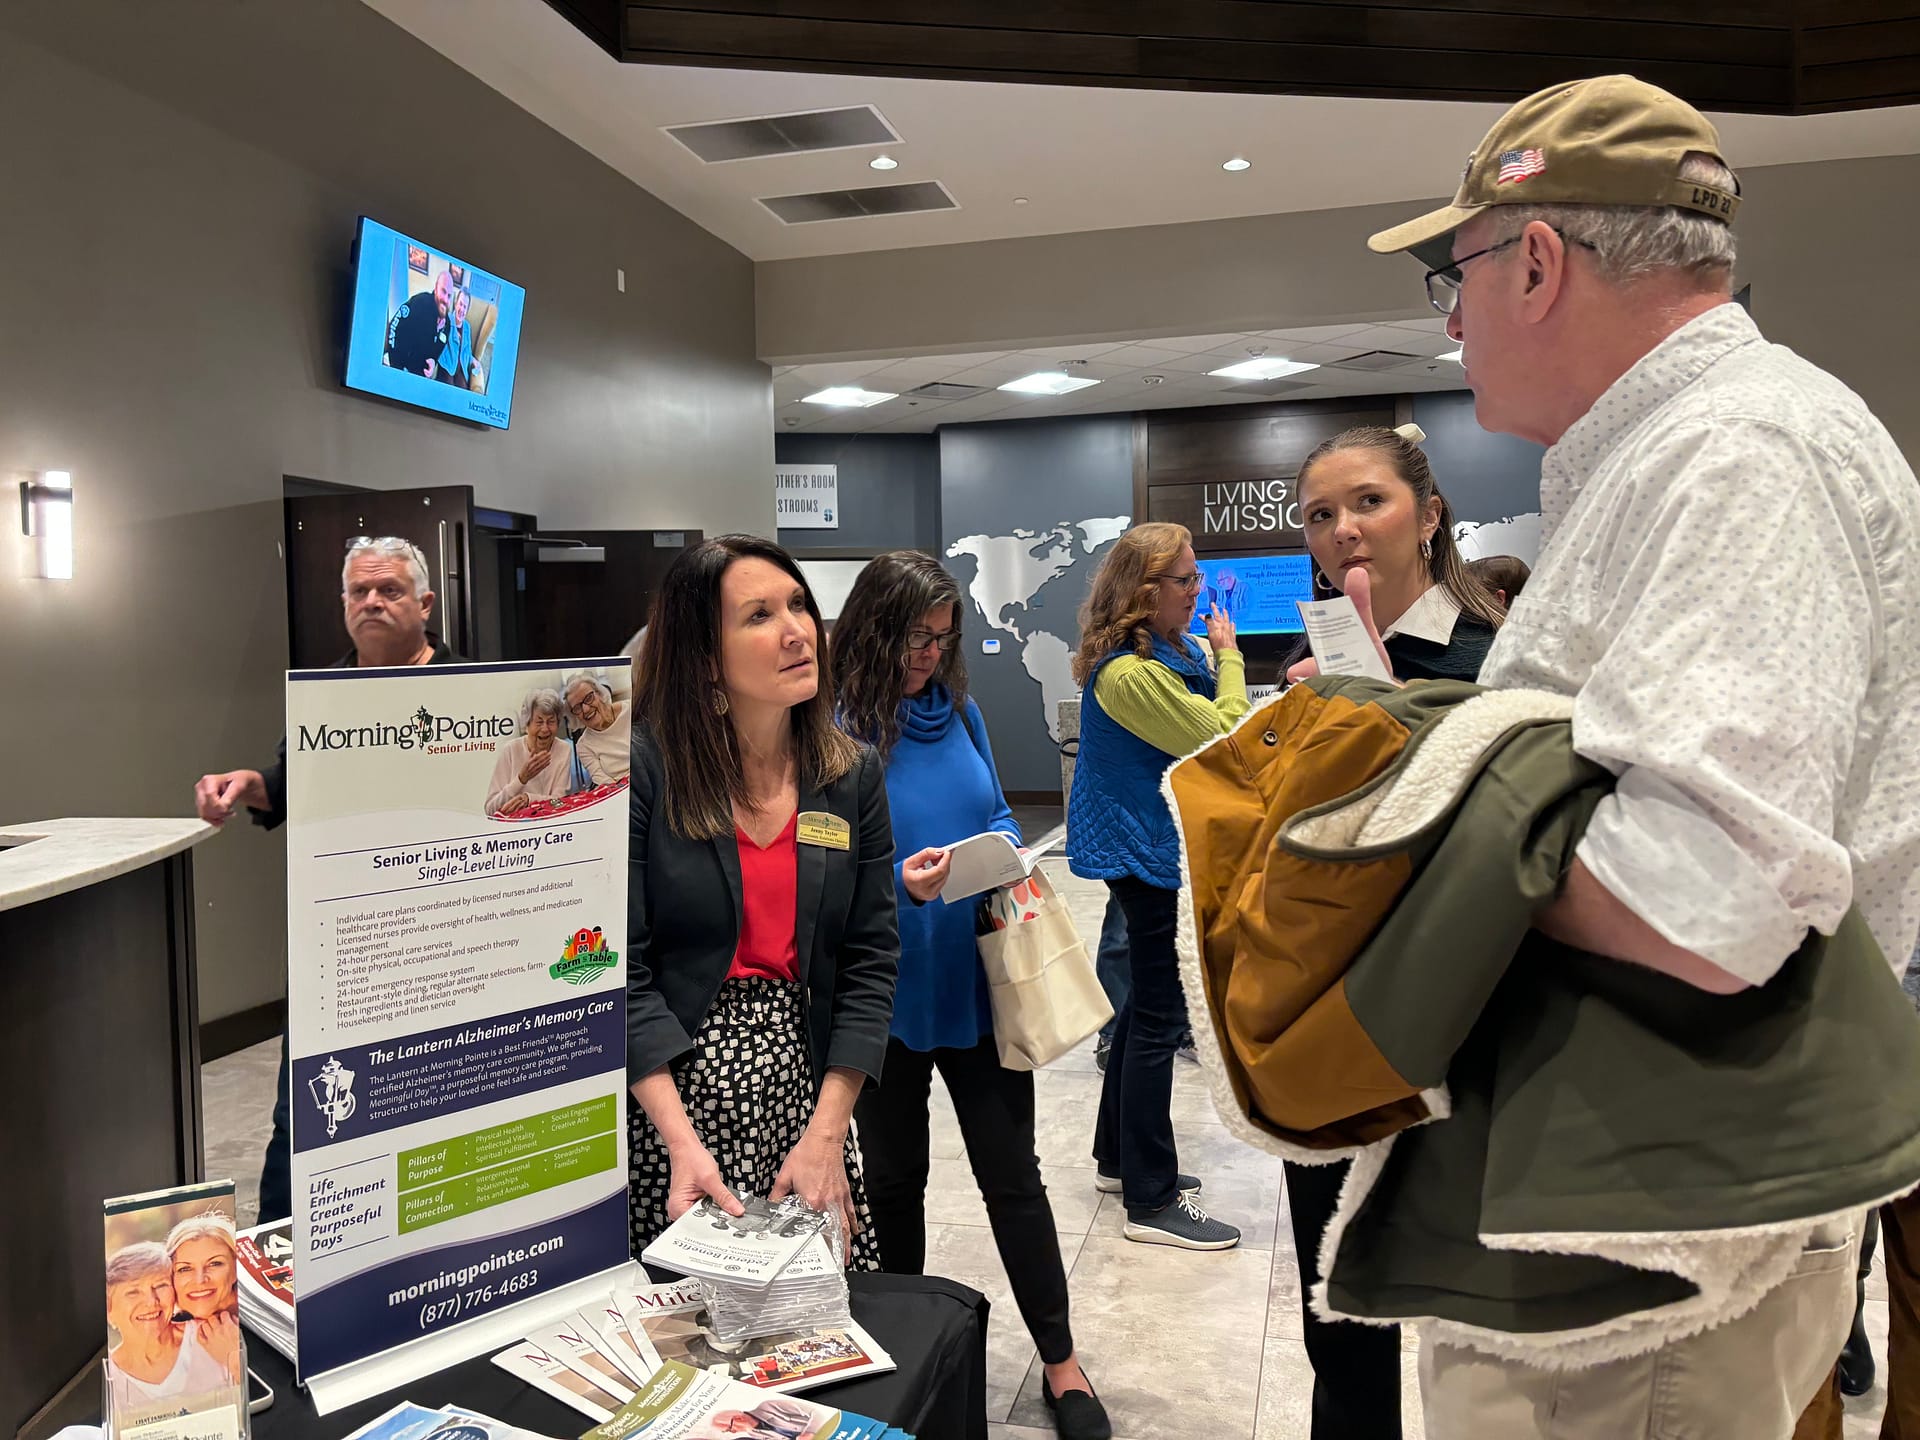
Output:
[797, 811, 851, 851]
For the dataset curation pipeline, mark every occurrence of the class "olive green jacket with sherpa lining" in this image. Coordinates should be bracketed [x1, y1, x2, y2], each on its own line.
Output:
[1164, 674, 1920, 1367]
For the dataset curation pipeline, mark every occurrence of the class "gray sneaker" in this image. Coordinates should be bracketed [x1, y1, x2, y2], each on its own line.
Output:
[1123, 1192, 1241, 1251]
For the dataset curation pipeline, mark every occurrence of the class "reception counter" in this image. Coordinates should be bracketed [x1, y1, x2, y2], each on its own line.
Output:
[2, 817, 215, 1439]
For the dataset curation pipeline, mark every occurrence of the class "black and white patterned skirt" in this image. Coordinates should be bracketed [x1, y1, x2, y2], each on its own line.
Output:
[628, 976, 881, 1270]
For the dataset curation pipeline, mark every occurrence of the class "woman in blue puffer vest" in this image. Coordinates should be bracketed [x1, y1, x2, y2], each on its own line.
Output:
[1068, 521, 1248, 1252]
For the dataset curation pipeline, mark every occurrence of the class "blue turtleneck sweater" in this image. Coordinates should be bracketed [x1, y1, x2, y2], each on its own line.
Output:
[882, 684, 1020, 1052]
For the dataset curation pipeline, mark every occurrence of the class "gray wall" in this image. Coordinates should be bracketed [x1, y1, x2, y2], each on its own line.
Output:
[939, 416, 1136, 793]
[775, 434, 940, 553]
[0, 1, 770, 1023]
[937, 399, 1543, 793]
[1410, 392, 1547, 526]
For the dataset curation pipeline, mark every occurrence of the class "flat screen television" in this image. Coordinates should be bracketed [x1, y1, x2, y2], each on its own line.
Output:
[1188, 551, 1316, 636]
[343, 217, 526, 430]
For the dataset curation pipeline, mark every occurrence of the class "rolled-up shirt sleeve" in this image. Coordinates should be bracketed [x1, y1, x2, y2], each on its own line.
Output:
[1565, 419, 1875, 986]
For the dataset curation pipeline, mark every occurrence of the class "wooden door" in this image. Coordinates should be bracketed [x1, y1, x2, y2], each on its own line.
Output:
[520, 529, 700, 661]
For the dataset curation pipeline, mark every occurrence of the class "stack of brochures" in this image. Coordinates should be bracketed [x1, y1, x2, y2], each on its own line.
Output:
[581, 1361, 913, 1440]
[234, 1218, 296, 1362]
[492, 1262, 897, 1424]
[343, 1399, 561, 1440]
[639, 1196, 852, 1344]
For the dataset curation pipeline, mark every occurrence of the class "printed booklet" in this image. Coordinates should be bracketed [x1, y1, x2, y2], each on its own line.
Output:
[617, 1279, 894, 1395]
[939, 832, 1058, 904]
[639, 1197, 824, 1287]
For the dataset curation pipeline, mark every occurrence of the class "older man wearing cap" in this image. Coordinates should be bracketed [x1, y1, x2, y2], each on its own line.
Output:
[1361, 75, 1920, 1436]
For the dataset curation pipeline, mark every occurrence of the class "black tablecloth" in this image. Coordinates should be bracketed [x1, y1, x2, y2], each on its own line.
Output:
[246, 1273, 987, 1440]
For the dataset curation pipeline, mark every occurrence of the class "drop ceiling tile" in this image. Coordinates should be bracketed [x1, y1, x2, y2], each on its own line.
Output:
[1339, 325, 1438, 355]
[1095, 344, 1193, 369]
[1139, 332, 1260, 355]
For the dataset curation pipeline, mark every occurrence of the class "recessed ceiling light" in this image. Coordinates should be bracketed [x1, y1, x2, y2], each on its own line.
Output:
[869, 155, 899, 171]
[1438, 346, 1464, 363]
[999, 371, 1101, 396]
[802, 386, 897, 408]
[1142, 375, 1165, 386]
[1222, 157, 1252, 172]
[1013, 196, 1030, 206]
[1207, 357, 1320, 381]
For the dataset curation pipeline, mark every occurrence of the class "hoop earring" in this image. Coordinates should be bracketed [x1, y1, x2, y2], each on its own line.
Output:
[1420, 537, 1434, 562]
[1315, 569, 1333, 592]
[710, 686, 730, 717]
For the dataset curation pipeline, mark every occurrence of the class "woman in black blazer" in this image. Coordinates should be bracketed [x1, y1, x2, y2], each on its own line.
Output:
[625, 534, 899, 1266]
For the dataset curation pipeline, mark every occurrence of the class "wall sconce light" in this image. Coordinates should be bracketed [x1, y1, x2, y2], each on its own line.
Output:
[19, 471, 74, 580]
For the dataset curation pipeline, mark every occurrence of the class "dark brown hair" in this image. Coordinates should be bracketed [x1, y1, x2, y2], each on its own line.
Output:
[831, 551, 969, 755]
[639, 534, 858, 839]
[1072, 522, 1193, 686]
[1297, 427, 1506, 632]
[1468, 555, 1531, 610]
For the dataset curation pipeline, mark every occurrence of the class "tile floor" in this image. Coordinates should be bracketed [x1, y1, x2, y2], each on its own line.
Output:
[202, 856, 1897, 1439]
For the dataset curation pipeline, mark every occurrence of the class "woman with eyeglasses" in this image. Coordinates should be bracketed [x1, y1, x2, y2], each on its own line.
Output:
[1068, 522, 1247, 1253]
[830, 551, 1111, 1440]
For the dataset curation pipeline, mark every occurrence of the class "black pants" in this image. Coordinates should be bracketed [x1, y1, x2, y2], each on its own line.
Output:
[1283, 1157, 1402, 1440]
[1091, 877, 1183, 1214]
[856, 1035, 1075, 1364]
[257, 1027, 293, 1224]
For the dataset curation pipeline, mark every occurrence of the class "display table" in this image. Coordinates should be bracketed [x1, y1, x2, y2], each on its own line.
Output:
[4, 817, 215, 1440]
[248, 1273, 988, 1440]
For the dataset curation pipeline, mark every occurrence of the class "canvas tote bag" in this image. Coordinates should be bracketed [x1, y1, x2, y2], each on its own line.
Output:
[977, 869, 1113, 1071]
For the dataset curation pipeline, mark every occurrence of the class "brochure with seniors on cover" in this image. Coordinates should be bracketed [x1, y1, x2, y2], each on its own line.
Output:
[102, 1180, 250, 1440]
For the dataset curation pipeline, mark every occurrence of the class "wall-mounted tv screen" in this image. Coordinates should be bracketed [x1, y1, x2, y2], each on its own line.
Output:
[343, 217, 525, 430]
[1188, 551, 1316, 636]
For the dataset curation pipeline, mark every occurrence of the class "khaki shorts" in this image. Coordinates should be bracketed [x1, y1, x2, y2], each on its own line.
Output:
[1419, 1223, 1856, 1440]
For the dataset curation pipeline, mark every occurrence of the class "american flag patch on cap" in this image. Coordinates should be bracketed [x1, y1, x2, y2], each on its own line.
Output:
[1496, 148, 1547, 184]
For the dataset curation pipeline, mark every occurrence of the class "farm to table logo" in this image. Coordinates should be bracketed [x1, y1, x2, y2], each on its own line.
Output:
[550, 925, 618, 985]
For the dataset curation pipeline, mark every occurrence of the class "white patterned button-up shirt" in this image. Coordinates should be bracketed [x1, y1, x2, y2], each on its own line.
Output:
[1479, 303, 1920, 985]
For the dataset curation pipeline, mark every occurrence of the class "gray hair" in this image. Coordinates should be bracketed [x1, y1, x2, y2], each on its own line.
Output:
[563, 671, 613, 706]
[519, 688, 565, 730]
[343, 536, 431, 599]
[106, 1241, 172, 1291]
[164, 1212, 237, 1259]
[1493, 151, 1737, 287]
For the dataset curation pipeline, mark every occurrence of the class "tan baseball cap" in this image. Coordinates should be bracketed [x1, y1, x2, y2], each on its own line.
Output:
[1368, 74, 1740, 271]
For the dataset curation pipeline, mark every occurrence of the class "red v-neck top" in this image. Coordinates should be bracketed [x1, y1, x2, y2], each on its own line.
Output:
[729, 811, 801, 982]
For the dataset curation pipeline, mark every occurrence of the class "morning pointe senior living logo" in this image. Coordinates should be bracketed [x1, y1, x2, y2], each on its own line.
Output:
[295, 701, 517, 755]
[550, 926, 618, 985]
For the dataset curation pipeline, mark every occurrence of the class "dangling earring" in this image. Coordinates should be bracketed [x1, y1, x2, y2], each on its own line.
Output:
[710, 686, 730, 717]
[1420, 537, 1434, 562]
[1315, 569, 1333, 592]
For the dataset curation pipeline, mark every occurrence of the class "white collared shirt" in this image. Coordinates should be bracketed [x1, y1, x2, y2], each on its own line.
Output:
[1382, 584, 1462, 646]
[1479, 303, 1920, 986]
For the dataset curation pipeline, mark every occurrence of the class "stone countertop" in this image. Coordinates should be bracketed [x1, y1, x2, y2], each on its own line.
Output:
[0, 816, 216, 913]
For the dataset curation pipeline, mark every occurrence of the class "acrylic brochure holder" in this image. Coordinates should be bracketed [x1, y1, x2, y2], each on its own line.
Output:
[300, 1266, 630, 1415]
[101, 1355, 251, 1440]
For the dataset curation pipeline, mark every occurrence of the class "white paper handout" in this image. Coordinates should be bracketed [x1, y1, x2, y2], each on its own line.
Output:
[640, 1197, 823, 1287]
[940, 832, 1060, 904]
[1296, 594, 1396, 682]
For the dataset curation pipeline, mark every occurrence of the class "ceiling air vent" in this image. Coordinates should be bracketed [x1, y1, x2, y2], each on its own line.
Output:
[665, 106, 899, 163]
[1335, 350, 1424, 372]
[759, 181, 958, 225]
[908, 381, 985, 401]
